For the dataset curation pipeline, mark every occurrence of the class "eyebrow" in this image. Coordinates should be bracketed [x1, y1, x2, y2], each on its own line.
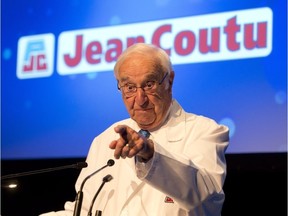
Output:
[118, 73, 158, 83]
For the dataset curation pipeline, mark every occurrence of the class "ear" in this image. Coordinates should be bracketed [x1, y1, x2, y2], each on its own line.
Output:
[167, 71, 175, 92]
[169, 71, 175, 86]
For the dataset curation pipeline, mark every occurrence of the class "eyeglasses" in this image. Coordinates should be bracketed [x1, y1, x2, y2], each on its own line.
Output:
[117, 72, 168, 97]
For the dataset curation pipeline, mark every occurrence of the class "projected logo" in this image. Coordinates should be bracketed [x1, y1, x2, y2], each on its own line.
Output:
[57, 7, 273, 75]
[16, 7, 273, 79]
[17, 34, 55, 79]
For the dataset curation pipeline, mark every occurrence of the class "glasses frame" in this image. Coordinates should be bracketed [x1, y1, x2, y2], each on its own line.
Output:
[117, 72, 169, 96]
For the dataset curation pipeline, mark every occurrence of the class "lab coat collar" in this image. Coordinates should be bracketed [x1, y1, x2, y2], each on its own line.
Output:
[130, 99, 186, 143]
[165, 99, 186, 142]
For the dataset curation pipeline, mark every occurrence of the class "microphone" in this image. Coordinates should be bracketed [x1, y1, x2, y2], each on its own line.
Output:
[87, 174, 113, 216]
[1, 162, 88, 180]
[73, 159, 115, 216]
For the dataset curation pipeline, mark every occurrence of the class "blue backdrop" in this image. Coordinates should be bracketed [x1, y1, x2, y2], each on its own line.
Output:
[2, 0, 287, 159]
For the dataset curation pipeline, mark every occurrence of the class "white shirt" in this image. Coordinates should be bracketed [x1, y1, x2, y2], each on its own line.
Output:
[40, 100, 229, 216]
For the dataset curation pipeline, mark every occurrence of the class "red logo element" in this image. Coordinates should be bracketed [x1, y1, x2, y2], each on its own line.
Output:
[164, 196, 174, 203]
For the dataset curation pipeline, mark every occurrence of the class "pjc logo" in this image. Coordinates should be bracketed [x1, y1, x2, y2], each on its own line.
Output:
[17, 34, 55, 79]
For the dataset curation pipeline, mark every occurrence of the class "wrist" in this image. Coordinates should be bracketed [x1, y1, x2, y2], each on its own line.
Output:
[137, 139, 154, 162]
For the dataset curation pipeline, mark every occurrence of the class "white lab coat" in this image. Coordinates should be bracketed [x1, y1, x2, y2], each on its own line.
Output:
[40, 100, 229, 216]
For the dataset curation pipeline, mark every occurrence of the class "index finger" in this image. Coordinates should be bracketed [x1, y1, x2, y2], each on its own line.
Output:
[114, 125, 128, 142]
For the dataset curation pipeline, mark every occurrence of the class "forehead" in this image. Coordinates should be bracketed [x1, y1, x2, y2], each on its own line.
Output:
[117, 54, 161, 82]
[118, 71, 158, 83]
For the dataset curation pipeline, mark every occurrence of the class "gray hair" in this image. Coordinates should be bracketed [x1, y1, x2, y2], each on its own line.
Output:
[114, 43, 173, 77]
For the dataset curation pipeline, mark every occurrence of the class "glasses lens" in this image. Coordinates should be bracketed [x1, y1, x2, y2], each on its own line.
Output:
[119, 73, 167, 96]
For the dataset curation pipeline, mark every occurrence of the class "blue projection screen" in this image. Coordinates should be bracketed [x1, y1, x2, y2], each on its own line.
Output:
[2, 0, 287, 159]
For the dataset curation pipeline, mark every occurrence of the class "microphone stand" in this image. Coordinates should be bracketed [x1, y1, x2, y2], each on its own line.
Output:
[1, 162, 88, 180]
[73, 159, 114, 216]
[87, 174, 113, 216]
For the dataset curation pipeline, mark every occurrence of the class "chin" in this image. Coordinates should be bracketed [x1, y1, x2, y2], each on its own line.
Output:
[138, 121, 162, 131]
[137, 120, 154, 129]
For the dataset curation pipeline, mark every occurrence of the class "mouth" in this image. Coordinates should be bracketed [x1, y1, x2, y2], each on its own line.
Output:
[135, 108, 153, 113]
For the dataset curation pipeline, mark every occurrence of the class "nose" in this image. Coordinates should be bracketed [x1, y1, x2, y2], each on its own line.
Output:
[135, 88, 148, 106]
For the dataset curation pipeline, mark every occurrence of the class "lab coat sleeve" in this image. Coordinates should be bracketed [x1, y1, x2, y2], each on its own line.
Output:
[136, 116, 229, 212]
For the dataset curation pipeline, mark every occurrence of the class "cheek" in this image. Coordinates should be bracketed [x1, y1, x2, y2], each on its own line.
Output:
[150, 96, 165, 114]
[151, 91, 171, 115]
[154, 102, 165, 117]
[151, 89, 167, 104]
[123, 97, 135, 111]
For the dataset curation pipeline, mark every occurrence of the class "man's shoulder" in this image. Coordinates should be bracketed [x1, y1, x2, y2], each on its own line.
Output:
[173, 100, 217, 124]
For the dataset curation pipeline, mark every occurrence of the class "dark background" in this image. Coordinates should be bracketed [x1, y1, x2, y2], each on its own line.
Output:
[1, 153, 287, 216]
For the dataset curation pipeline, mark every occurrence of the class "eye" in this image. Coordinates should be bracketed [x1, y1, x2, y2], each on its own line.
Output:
[145, 81, 155, 89]
[126, 84, 136, 92]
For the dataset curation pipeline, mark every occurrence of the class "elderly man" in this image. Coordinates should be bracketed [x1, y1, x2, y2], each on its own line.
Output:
[41, 43, 229, 216]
